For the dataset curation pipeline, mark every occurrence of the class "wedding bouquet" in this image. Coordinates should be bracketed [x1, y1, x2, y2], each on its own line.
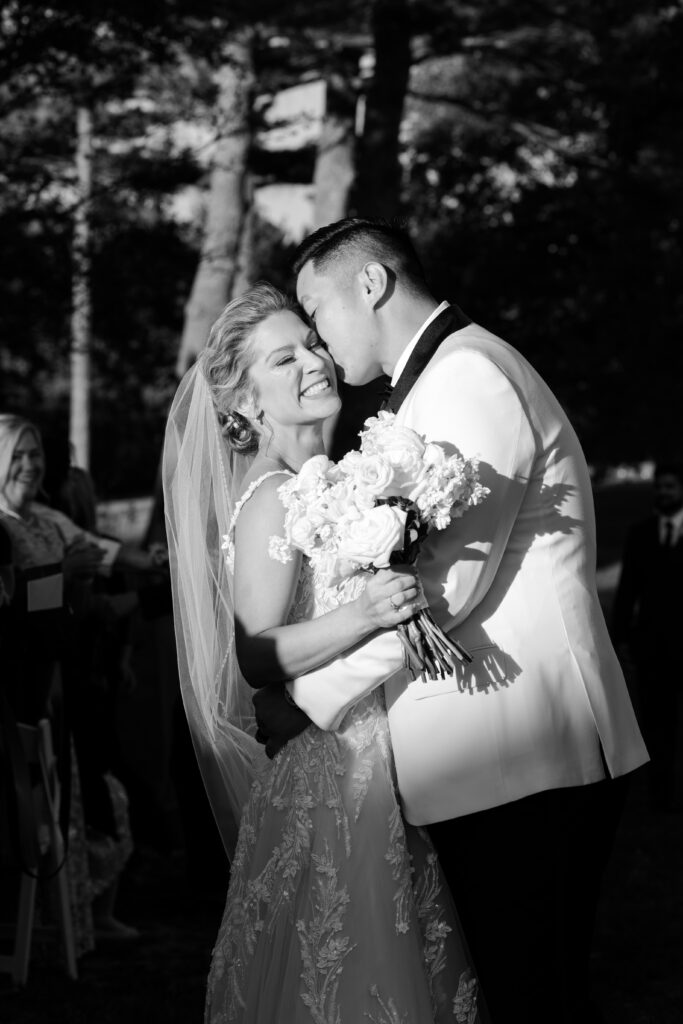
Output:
[268, 412, 489, 681]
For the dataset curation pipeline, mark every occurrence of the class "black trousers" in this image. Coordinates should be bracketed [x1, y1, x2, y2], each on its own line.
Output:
[427, 775, 630, 1024]
[635, 654, 680, 808]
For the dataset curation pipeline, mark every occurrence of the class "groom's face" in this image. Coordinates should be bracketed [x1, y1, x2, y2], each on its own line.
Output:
[296, 261, 383, 386]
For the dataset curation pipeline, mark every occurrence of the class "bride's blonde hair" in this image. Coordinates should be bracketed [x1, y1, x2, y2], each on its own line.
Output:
[200, 282, 298, 453]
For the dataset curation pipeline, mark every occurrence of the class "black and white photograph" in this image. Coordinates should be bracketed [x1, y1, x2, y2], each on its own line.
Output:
[0, 2, 681, 1022]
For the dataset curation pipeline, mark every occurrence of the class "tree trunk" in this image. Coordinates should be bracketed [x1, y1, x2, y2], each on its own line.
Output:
[353, 0, 411, 220]
[313, 74, 356, 229]
[176, 30, 254, 376]
[230, 179, 255, 299]
[70, 105, 93, 470]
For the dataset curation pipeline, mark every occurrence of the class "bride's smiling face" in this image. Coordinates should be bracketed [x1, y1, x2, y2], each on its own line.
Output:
[246, 310, 341, 428]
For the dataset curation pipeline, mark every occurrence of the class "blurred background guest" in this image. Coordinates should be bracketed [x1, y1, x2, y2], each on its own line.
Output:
[612, 462, 683, 811]
[40, 433, 224, 889]
[41, 429, 162, 858]
[0, 414, 143, 949]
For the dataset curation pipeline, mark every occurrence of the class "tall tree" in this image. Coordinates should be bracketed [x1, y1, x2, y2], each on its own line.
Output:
[312, 72, 357, 228]
[69, 104, 93, 469]
[176, 29, 255, 376]
[352, 0, 411, 219]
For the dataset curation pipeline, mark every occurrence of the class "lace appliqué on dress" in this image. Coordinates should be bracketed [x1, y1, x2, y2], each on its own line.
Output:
[297, 844, 354, 1023]
[453, 970, 479, 1024]
[366, 987, 411, 1024]
[385, 804, 414, 935]
[221, 470, 294, 573]
[414, 848, 452, 983]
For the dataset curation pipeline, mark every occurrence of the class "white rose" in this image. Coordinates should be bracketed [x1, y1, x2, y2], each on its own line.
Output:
[319, 480, 358, 522]
[346, 452, 395, 498]
[360, 423, 426, 498]
[386, 448, 427, 499]
[362, 418, 426, 459]
[337, 505, 407, 569]
[296, 454, 332, 493]
[423, 443, 447, 469]
[337, 449, 362, 474]
[289, 513, 318, 551]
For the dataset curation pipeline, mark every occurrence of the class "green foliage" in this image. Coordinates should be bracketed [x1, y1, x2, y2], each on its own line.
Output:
[0, 3, 211, 496]
[403, 0, 683, 464]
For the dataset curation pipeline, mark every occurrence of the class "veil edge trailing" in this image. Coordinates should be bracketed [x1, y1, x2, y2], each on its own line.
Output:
[162, 364, 264, 860]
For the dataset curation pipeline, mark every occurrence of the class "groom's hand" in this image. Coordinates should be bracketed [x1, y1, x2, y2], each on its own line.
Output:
[253, 683, 311, 759]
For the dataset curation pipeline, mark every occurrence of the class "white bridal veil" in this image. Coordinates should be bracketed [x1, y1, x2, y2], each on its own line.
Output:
[162, 363, 265, 859]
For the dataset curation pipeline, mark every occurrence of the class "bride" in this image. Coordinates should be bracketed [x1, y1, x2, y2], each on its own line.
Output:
[163, 282, 485, 1023]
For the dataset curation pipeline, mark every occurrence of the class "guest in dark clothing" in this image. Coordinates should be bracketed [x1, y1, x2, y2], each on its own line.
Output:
[612, 462, 683, 809]
[0, 520, 12, 614]
[0, 415, 141, 945]
[42, 434, 98, 534]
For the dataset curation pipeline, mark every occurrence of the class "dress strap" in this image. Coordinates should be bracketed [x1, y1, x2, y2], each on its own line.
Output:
[223, 470, 294, 573]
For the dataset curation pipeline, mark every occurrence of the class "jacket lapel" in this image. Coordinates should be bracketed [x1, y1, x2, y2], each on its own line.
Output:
[383, 304, 471, 414]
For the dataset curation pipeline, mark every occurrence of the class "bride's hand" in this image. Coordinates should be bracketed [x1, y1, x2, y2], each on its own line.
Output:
[359, 566, 420, 629]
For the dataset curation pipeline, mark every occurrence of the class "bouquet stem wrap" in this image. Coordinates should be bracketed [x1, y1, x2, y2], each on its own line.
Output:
[380, 497, 472, 681]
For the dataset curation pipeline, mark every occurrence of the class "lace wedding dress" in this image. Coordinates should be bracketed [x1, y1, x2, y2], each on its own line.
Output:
[206, 473, 483, 1024]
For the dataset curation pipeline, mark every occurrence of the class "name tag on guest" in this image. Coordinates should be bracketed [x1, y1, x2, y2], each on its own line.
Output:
[25, 563, 64, 612]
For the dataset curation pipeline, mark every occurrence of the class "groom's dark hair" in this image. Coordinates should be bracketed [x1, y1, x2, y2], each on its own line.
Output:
[292, 217, 428, 291]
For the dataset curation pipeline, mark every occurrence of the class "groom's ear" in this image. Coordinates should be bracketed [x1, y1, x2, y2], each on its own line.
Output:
[358, 261, 390, 309]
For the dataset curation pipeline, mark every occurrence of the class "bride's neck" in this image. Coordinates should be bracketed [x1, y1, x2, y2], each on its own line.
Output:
[257, 423, 325, 473]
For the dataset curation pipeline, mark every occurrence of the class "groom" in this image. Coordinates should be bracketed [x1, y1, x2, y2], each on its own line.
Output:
[254, 218, 648, 1024]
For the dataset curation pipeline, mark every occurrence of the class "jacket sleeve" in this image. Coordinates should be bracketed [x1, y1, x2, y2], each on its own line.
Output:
[289, 346, 537, 730]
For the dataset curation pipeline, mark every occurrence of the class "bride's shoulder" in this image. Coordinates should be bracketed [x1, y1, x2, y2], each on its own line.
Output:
[238, 459, 292, 501]
[233, 461, 293, 531]
[231, 463, 296, 571]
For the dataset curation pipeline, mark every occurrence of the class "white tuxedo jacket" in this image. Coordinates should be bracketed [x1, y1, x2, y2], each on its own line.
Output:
[289, 321, 648, 825]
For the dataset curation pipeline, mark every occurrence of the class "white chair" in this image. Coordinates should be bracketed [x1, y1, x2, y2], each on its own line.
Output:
[0, 718, 77, 985]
